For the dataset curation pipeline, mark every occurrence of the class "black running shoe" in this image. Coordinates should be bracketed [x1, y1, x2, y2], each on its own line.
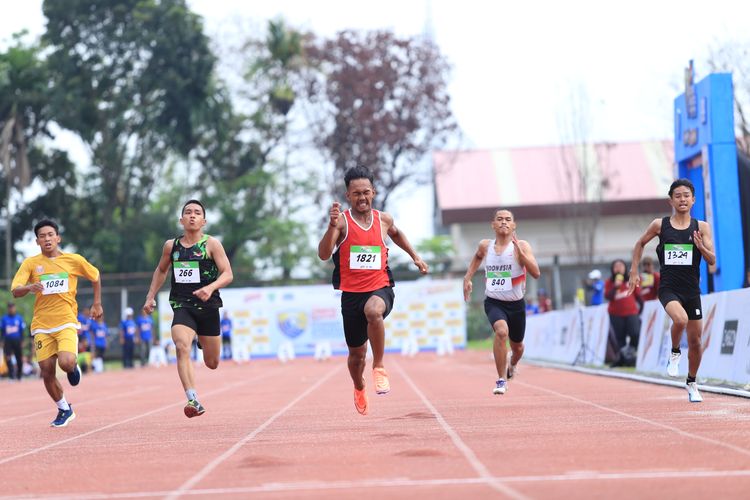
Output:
[67, 365, 81, 386]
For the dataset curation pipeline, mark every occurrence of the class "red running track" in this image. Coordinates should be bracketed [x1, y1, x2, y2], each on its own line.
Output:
[1, 350, 749, 499]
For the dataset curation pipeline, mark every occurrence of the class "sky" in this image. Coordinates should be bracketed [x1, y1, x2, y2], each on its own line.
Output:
[2, 0, 749, 247]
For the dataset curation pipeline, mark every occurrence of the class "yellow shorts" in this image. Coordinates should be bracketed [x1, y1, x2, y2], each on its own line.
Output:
[34, 328, 79, 362]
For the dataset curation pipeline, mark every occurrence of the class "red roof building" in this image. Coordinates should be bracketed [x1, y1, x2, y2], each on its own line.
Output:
[434, 140, 676, 305]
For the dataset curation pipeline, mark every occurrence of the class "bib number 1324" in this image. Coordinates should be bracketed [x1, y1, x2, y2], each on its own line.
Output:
[664, 244, 693, 266]
[174, 261, 200, 283]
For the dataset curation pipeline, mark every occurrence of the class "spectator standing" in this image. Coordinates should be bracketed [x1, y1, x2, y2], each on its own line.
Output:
[120, 307, 138, 368]
[136, 311, 154, 367]
[220, 311, 232, 360]
[76, 306, 92, 373]
[639, 256, 661, 302]
[605, 259, 642, 364]
[1, 302, 26, 380]
[586, 269, 605, 306]
[92, 318, 108, 372]
[537, 289, 552, 313]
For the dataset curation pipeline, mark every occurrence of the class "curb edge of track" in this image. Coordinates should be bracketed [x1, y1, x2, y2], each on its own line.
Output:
[526, 359, 750, 399]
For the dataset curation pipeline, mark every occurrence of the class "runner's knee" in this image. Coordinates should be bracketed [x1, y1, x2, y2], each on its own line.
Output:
[364, 307, 384, 324]
[493, 324, 509, 342]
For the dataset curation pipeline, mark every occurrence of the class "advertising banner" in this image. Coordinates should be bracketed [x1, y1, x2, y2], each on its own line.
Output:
[157, 279, 466, 358]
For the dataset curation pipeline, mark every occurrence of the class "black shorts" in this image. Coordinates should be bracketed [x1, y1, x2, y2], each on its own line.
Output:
[484, 297, 526, 343]
[340, 287, 395, 347]
[658, 288, 702, 320]
[172, 307, 221, 336]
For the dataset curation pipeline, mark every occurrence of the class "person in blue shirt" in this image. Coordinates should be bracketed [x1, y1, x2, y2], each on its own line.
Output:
[76, 306, 93, 373]
[136, 311, 154, 367]
[586, 269, 605, 306]
[120, 307, 138, 368]
[91, 318, 108, 372]
[1, 302, 26, 380]
[220, 311, 232, 360]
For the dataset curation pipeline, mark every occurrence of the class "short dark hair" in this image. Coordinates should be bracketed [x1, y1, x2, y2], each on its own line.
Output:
[494, 208, 515, 219]
[34, 219, 59, 236]
[344, 166, 374, 188]
[668, 178, 695, 197]
[181, 199, 206, 215]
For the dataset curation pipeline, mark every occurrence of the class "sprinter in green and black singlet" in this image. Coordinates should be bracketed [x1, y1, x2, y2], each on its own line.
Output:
[628, 179, 715, 403]
[142, 200, 233, 418]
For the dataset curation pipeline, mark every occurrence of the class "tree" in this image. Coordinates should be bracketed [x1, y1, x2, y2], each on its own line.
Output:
[304, 30, 457, 209]
[42, 0, 217, 271]
[0, 33, 61, 279]
[193, 19, 319, 280]
[708, 40, 750, 156]
[416, 235, 455, 274]
[556, 84, 616, 265]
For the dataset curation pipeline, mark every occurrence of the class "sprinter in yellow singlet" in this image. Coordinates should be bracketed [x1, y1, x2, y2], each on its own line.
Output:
[11, 219, 103, 427]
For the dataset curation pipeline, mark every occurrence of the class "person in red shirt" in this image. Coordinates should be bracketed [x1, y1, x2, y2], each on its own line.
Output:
[605, 259, 642, 360]
[638, 256, 660, 302]
[318, 166, 428, 416]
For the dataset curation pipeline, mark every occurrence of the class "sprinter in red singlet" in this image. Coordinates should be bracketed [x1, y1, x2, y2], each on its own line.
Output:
[318, 166, 428, 415]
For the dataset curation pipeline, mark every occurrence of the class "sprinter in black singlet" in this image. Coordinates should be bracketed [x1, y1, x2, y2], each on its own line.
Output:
[628, 179, 715, 403]
[142, 200, 233, 417]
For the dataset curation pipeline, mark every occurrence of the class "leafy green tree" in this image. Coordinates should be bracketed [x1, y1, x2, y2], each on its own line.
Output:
[416, 235, 455, 274]
[0, 33, 76, 279]
[195, 19, 318, 280]
[42, 0, 217, 271]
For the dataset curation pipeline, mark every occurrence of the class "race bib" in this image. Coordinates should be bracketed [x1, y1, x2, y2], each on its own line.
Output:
[486, 271, 512, 292]
[664, 244, 693, 265]
[41, 272, 69, 295]
[173, 261, 200, 283]
[350, 246, 381, 270]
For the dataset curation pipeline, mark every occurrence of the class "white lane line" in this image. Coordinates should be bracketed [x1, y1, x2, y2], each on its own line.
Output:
[0, 368, 283, 466]
[517, 380, 750, 458]
[393, 360, 530, 500]
[6, 469, 750, 499]
[164, 364, 343, 500]
[0, 386, 164, 425]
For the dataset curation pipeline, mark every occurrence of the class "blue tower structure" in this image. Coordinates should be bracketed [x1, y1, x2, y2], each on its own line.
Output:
[673, 61, 744, 292]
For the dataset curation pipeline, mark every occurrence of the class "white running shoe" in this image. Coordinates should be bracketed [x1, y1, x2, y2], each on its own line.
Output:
[666, 351, 681, 377]
[493, 379, 507, 395]
[686, 382, 703, 403]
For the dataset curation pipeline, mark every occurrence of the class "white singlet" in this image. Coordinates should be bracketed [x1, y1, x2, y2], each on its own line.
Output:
[483, 239, 526, 301]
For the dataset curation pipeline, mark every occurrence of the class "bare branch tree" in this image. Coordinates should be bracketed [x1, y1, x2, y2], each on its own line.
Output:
[708, 40, 750, 156]
[556, 83, 617, 264]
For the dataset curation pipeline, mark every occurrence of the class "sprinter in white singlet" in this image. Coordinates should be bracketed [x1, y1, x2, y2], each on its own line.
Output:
[463, 209, 540, 395]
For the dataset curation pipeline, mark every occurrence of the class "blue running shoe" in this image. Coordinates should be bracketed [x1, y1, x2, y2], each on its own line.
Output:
[51, 406, 76, 427]
[67, 364, 81, 386]
[493, 379, 507, 395]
